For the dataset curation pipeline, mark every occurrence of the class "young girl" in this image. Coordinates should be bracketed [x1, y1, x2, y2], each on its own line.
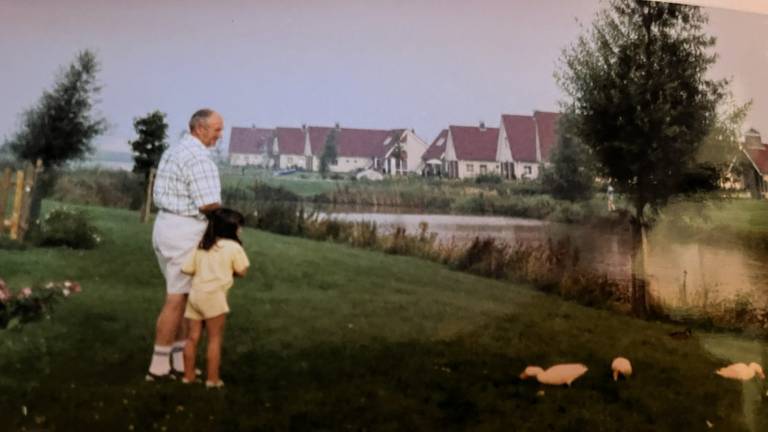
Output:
[181, 208, 249, 388]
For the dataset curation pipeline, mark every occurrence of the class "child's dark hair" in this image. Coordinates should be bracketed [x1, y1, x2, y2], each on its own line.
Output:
[200, 208, 245, 250]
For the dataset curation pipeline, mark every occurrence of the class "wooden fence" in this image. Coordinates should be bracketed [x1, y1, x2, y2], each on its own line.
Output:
[0, 159, 43, 241]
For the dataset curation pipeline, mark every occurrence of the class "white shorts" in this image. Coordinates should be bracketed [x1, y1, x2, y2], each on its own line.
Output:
[152, 211, 207, 295]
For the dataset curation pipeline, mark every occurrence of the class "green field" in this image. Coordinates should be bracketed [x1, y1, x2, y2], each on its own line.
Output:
[219, 167, 345, 197]
[1, 204, 767, 431]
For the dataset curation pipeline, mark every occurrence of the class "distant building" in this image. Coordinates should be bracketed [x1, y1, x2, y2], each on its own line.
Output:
[274, 127, 305, 169]
[428, 110, 560, 180]
[237, 123, 428, 174]
[737, 129, 768, 198]
[443, 123, 500, 179]
[421, 129, 448, 177]
[228, 127, 274, 167]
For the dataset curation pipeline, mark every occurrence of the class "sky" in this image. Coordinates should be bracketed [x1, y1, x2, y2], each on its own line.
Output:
[0, 0, 766, 154]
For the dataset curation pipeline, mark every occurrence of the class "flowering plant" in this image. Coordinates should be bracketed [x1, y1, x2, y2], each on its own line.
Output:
[0, 278, 82, 329]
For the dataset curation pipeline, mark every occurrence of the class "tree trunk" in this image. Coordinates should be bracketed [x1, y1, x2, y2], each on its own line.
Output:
[27, 167, 56, 230]
[630, 214, 649, 318]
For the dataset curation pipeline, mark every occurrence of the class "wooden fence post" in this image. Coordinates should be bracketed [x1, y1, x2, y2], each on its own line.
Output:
[17, 159, 43, 241]
[9, 170, 25, 240]
[140, 168, 157, 223]
[0, 168, 12, 235]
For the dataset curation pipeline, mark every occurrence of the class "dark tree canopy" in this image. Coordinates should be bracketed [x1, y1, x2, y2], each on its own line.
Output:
[129, 110, 169, 179]
[557, 0, 726, 221]
[319, 128, 338, 178]
[6, 50, 108, 168]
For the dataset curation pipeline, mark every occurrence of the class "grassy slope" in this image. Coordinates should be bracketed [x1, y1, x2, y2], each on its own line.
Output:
[0, 204, 766, 431]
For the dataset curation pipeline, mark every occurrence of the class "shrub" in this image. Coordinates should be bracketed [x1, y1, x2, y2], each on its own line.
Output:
[52, 169, 144, 209]
[0, 279, 82, 329]
[475, 174, 503, 185]
[453, 237, 508, 278]
[33, 207, 101, 249]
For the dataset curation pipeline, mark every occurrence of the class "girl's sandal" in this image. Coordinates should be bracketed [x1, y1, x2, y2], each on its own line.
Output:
[171, 368, 202, 379]
[181, 377, 202, 384]
[144, 372, 177, 382]
[205, 380, 225, 389]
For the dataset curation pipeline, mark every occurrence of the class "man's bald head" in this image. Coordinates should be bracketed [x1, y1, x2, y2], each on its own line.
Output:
[189, 109, 224, 148]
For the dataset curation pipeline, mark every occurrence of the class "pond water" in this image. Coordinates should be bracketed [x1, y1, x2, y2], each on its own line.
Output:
[324, 210, 768, 310]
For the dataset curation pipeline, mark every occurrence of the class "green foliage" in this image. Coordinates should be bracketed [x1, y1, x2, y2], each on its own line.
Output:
[223, 182, 303, 235]
[474, 173, 503, 185]
[32, 207, 101, 249]
[319, 128, 338, 178]
[5, 50, 108, 168]
[52, 169, 144, 209]
[128, 110, 168, 180]
[557, 0, 727, 220]
[541, 117, 595, 201]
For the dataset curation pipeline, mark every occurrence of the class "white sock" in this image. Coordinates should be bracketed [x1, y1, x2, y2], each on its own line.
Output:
[171, 340, 186, 372]
[149, 345, 172, 376]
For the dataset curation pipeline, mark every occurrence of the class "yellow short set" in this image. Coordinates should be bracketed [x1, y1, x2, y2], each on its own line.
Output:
[184, 290, 230, 320]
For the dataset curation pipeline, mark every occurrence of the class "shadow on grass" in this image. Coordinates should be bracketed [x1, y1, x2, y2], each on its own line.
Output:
[1, 310, 762, 432]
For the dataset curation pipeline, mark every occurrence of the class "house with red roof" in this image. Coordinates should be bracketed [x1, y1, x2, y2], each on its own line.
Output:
[274, 126, 306, 169]
[302, 125, 427, 174]
[228, 127, 275, 167]
[443, 123, 501, 178]
[496, 111, 560, 180]
[429, 111, 561, 180]
[738, 129, 768, 198]
[422, 129, 448, 176]
[229, 123, 428, 175]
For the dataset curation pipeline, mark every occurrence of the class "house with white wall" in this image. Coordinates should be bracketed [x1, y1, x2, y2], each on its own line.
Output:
[421, 129, 448, 176]
[274, 127, 305, 169]
[443, 123, 500, 179]
[432, 110, 561, 180]
[228, 127, 274, 167]
[303, 125, 427, 174]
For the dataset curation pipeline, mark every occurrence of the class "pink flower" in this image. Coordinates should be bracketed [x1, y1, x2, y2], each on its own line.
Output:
[70, 282, 82, 294]
[0, 279, 9, 302]
[19, 287, 32, 298]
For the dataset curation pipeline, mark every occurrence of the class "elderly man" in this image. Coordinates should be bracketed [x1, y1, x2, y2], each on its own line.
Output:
[146, 109, 223, 380]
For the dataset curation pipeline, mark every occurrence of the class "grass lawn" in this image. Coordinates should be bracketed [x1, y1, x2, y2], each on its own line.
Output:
[219, 167, 344, 197]
[1, 203, 767, 431]
[660, 197, 768, 235]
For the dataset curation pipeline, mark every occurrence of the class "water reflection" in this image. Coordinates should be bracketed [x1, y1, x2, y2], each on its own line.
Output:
[324, 210, 768, 309]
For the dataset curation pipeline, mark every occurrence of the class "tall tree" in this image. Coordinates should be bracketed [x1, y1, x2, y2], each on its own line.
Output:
[4, 50, 108, 224]
[129, 110, 168, 181]
[319, 128, 338, 178]
[541, 116, 596, 201]
[6, 50, 108, 168]
[557, 0, 727, 315]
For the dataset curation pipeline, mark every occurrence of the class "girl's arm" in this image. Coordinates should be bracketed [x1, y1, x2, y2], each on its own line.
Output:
[232, 245, 250, 278]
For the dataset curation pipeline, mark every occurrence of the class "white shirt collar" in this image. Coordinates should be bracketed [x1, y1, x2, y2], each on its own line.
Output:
[181, 133, 209, 152]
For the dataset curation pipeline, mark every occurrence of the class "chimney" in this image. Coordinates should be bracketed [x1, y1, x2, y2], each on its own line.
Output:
[334, 122, 341, 131]
[745, 128, 762, 149]
[479, 121, 486, 131]
[301, 123, 307, 132]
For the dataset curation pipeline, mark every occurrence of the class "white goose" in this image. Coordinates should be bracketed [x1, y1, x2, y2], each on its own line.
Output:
[519, 363, 588, 386]
[611, 357, 633, 381]
[715, 362, 765, 381]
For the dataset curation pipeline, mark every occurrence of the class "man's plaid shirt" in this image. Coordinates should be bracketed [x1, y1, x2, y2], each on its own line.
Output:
[153, 134, 221, 217]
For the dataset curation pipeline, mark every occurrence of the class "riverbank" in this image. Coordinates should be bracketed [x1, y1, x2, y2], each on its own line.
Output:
[0, 203, 765, 430]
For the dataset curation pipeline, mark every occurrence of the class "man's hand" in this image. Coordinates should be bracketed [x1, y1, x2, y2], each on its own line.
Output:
[199, 202, 221, 215]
